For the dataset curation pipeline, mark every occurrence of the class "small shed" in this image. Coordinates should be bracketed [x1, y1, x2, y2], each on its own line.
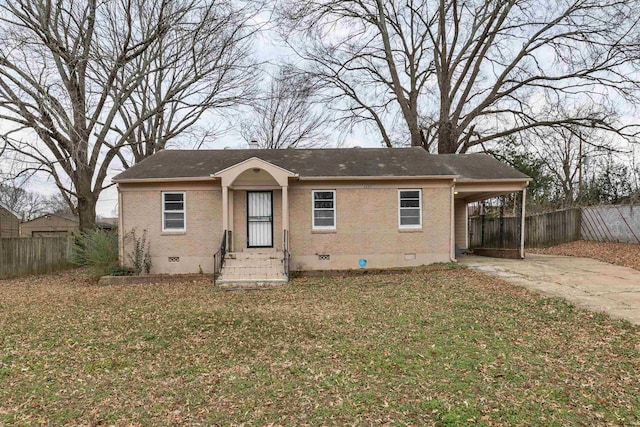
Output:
[0, 203, 20, 238]
[20, 212, 79, 237]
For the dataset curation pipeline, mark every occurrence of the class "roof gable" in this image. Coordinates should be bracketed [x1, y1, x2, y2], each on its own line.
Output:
[0, 203, 20, 220]
[212, 157, 298, 187]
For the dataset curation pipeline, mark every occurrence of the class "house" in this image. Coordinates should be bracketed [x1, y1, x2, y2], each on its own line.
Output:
[113, 147, 530, 284]
[20, 212, 79, 237]
[0, 203, 20, 238]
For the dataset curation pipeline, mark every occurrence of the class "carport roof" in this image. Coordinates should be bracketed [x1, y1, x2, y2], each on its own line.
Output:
[113, 147, 530, 182]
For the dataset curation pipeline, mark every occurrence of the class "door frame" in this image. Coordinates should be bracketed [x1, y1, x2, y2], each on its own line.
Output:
[246, 190, 274, 248]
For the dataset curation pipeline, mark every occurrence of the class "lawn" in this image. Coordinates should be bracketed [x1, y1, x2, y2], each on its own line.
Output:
[1, 266, 639, 426]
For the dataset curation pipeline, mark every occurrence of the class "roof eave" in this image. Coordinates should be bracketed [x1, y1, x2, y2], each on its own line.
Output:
[114, 176, 218, 184]
[297, 175, 459, 181]
[455, 177, 532, 183]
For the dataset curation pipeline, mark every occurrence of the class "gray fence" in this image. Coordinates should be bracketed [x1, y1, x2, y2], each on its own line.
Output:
[581, 205, 640, 243]
[470, 208, 581, 249]
[0, 236, 74, 279]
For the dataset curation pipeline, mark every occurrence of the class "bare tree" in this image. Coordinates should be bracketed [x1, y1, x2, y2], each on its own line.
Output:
[280, 0, 433, 148]
[523, 127, 608, 206]
[0, 0, 258, 230]
[239, 69, 331, 148]
[280, 0, 640, 152]
[41, 192, 76, 216]
[0, 182, 44, 221]
[113, 1, 259, 165]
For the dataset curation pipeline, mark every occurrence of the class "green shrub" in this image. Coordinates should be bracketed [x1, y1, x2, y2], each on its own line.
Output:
[72, 229, 119, 277]
[107, 264, 134, 276]
[126, 229, 152, 275]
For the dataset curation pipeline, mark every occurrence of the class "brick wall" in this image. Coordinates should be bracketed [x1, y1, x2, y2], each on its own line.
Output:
[119, 179, 454, 273]
[119, 182, 221, 274]
[288, 180, 453, 270]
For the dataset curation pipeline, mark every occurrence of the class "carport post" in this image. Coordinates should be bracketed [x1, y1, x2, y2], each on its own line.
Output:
[520, 188, 527, 259]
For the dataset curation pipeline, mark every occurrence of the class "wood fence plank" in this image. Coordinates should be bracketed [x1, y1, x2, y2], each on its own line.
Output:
[470, 208, 581, 249]
[0, 236, 73, 279]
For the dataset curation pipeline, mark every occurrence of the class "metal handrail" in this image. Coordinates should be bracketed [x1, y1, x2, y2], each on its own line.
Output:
[213, 230, 227, 284]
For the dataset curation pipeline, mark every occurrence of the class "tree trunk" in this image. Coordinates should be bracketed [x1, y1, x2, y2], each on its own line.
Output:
[77, 195, 97, 231]
[75, 171, 97, 231]
[410, 126, 423, 147]
[437, 121, 459, 154]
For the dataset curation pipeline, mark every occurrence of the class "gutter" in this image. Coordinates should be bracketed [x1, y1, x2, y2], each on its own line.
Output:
[297, 175, 459, 181]
[113, 176, 217, 184]
[455, 177, 532, 183]
[114, 175, 461, 184]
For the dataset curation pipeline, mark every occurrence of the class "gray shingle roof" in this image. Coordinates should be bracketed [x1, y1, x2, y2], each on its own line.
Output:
[113, 147, 530, 182]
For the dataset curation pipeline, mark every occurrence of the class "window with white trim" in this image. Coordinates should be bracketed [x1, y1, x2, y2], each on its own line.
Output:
[398, 189, 421, 228]
[312, 190, 336, 229]
[162, 192, 186, 231]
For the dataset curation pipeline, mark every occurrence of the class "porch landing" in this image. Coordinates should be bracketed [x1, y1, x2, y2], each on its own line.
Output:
[216, 249, 288, 288]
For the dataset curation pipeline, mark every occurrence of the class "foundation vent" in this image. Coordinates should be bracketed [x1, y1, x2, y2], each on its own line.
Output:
[318, 254, 330, 261]
[168, 257, 180, 263]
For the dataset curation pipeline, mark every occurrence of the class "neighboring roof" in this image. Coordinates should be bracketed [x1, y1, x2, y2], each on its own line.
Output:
[21, 211, 79, 224]
[0, 202, 20, 220]
[96, 217, 118, 229]
[113, 147, 530, 182]
[97, 217, 118, 226]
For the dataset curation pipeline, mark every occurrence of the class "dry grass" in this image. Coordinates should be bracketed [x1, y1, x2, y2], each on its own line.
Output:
[531, 240, 640, 271]
[1, 266, 639, 426]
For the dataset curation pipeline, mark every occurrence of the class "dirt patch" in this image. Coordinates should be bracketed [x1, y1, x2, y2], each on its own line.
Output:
[529, 240, 640, 271]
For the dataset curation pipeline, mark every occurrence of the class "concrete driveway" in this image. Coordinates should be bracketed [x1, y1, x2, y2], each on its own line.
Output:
[459, 254, 640, 325]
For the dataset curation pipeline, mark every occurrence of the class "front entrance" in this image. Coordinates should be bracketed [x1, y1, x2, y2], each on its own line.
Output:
[247, 191, 273, 248]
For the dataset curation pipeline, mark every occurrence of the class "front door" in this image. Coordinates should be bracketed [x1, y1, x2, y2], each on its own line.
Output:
[247, 191, 273, 248]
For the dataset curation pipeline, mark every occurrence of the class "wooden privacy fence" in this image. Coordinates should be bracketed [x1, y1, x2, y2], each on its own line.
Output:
[469, 208, 581, 249]
[0, 236, 74, 279]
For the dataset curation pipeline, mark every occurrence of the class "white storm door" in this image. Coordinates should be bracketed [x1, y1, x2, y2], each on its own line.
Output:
[247, 191, 273, 247]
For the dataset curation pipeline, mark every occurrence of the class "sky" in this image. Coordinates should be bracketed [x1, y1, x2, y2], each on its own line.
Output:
[0, 11, 374, 219]
[2, 3, 639, 219]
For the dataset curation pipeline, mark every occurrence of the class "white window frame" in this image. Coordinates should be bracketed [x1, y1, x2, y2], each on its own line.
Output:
[162, 192, 186, 232]
[398, 189, 422, 229]
[312, 190, 336, 230]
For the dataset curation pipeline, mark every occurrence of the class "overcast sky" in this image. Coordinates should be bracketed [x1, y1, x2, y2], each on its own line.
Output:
[0, 17, 376, 219]
[1, 5, 638, 218]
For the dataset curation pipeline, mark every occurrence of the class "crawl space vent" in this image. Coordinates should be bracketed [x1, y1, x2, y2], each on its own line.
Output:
[168, 257, 180, 263]
[318, 254, 330, 261]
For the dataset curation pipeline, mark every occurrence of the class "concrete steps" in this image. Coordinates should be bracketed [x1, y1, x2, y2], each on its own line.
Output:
[217, 250, 288, 288]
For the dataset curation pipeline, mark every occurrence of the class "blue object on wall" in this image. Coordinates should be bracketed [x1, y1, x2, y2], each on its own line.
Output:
[358, 259, 367, 268]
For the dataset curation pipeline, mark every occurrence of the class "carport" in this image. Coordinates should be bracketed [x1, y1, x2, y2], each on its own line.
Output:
[440, 155, 531, 259]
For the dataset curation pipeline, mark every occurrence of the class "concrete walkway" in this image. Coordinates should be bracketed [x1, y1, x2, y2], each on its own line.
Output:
[459, 254, 640, 325]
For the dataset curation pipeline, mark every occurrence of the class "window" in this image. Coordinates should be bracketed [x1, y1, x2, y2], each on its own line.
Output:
[399, 189, 421, 228]
[312, 190, 336, 229]
[162, 192, 186, 231]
